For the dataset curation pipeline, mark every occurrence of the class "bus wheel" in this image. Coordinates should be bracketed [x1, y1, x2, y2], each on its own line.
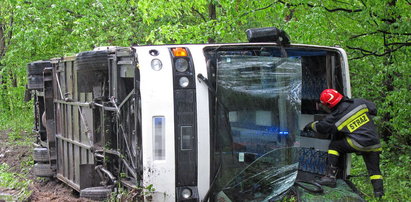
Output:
[33, 147, 49, 162]
[28, 61, 51, 75]
[27, 61, 51, 90]
[33, 163, 55, 177]
[75, 50, 109, 72]
[75, 50, 109, 93]
[80, 186, 113, 200]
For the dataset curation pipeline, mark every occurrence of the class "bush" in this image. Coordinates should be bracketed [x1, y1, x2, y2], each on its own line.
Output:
[350, 141, 411, 201]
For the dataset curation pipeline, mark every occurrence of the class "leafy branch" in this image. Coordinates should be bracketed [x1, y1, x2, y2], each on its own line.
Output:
[64, 9, 84, 18]
[191, 8, 207, 22]
[239, 0, 364, 18]
[276, 0, 363, 13]
[240, 3, 275, 17]
[385, 42, 411, 46]
[347, 44, 408, 59]
[0, 25, 5, 58]
[0, 15, 13, 59]
[350, 30, 411, 39]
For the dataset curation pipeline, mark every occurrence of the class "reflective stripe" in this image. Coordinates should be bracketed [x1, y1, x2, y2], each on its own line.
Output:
[346, 113, 370, 132]
[311, 121, 318, 132]
[337, 108, 369, 131]
[335, 104, 367, 130]
[328, 150, 340, 156]
[370, 175, 383, 180]
[346, 137, 382, 152]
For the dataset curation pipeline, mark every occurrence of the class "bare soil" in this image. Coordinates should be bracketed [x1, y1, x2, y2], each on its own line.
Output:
[0, 130, 95, 202]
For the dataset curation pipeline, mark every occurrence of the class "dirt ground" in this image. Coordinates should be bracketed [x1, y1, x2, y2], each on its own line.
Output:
[0, 130, 95, 202]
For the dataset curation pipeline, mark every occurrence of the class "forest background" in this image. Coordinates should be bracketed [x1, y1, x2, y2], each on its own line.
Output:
[0, 0, 410, 201]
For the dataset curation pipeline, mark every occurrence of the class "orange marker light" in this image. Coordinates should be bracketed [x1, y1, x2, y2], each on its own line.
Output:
[172, 47, 188, 57]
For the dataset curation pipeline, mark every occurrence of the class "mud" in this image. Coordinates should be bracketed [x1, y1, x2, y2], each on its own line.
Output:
[0, 130, 95, 202]
[29, 178, 95, 202]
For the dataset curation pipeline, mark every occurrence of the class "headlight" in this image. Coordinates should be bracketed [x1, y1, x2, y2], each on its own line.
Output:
[151, 59, 162, 71]
[181, 188, 192, 199]
[175, 58, 189, 72]
[179, 77, 189, 88]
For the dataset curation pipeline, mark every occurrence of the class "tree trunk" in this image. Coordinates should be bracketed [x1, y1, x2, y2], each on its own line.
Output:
[380, 0, 397, 141]
[208, 2, 216, 43]
[0, 24, 5, 58]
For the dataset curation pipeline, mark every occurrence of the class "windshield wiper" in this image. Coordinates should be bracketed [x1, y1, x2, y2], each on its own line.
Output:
[197, 73, 216, 96]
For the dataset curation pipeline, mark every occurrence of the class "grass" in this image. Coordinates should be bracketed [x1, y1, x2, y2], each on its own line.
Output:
[0, 163, 33, 201]
[0, 106, 33, 141]
[0, 107, 35, 201]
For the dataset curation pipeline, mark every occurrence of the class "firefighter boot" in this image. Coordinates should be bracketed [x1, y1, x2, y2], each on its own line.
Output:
[372, 179, 384, 198]
[315, 165, 338, 188]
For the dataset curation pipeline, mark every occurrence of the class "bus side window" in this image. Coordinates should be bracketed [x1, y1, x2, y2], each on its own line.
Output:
[301, 56, 328, 114]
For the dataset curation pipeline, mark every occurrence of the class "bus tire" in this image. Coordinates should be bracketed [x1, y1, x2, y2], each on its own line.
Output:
[27, 61, 51, 75]
[33, 163, 55, 177]
[33, 147, 49, 162]
[27, 61, 51, 90]
[75, 50, 109, 72]
[80, 186, 113, 200]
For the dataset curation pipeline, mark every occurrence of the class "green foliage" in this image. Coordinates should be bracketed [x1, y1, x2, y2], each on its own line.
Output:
[20, 154, 34, 174]
[350, 146, 411, 201]
[0, 163, 33, 201]
[350, 54, 411, 154]
[108, 184, 156, 201]
[0, 100, 33, 141]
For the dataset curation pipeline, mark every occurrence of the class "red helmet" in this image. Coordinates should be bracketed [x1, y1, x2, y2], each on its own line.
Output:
[320, 89, 343, 108]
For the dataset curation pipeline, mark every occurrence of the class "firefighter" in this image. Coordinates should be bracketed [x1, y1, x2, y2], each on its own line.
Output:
[304, 89, 384, 198]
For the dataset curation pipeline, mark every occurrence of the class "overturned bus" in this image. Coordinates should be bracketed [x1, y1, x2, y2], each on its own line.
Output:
[26, 28, 364, 201]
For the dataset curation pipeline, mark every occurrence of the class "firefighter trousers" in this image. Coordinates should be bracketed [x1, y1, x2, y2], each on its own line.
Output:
[327, 138, 383, 194]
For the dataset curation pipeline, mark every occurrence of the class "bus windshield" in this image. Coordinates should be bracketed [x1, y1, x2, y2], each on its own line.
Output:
[210, 47, 308, 201]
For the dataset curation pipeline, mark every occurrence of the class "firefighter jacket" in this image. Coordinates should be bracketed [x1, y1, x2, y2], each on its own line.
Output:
[311, 98, 381, 151]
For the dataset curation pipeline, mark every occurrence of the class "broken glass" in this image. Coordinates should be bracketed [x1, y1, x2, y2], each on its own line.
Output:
[213, 49, 302, 201]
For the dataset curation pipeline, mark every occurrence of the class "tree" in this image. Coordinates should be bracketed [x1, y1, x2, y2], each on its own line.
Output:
[0, 1, 409, 200]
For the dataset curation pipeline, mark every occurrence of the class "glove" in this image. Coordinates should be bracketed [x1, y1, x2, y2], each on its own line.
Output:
[303, 121, 317, 132]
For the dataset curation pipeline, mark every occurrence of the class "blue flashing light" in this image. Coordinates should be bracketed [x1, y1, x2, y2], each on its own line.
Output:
[279, 131, 289, 136]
